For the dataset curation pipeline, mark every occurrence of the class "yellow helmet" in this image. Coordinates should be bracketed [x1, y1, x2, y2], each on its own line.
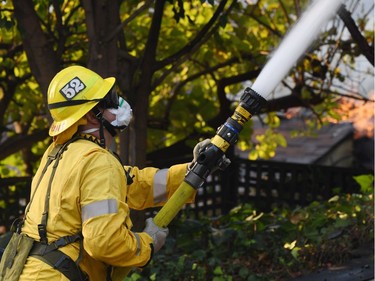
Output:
[47, 65, 115, 136]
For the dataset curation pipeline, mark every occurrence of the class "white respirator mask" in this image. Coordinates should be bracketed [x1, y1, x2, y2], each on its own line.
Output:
[107, 97, 133, 130]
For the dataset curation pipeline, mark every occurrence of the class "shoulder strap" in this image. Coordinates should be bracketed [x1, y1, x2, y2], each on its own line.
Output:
[38, 136, 81, 244]
[16, 144, 63, 233]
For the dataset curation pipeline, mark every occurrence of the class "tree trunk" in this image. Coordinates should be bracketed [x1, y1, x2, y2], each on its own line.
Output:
[82, 0, 119, 77]
[13, 0, 60, 111]
[130, 0, 166, 167]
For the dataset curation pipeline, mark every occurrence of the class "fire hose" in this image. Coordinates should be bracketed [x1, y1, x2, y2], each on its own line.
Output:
[153, 87, 266, 228]
[111, 87, 267, 280]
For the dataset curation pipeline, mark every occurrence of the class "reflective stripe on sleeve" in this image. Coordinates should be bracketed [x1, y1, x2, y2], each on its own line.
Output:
[81, 199, 118, 222]
[153, 169, 168, 204]
[133, 232, 141, 256]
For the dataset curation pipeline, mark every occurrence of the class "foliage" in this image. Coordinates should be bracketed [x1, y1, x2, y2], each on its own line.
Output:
[126, 188, 374, 281]
[0, 0, 373, 173]
[353, 174, 374, 195]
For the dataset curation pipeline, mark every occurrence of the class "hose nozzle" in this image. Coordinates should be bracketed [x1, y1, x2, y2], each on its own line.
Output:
[185, 87, 267, 189]
[240, 87, 267, 116]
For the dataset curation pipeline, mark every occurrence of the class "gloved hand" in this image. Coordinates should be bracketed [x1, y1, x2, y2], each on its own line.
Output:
[189, 138, 231, 173]
[143, 218, 169, 253]
[192, 138, 211, 163]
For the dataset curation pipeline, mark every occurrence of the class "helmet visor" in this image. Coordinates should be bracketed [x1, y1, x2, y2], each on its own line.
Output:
[99, 87, 120, 109]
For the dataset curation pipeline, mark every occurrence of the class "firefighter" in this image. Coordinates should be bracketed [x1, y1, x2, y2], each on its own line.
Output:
[16, 66, 212, 281]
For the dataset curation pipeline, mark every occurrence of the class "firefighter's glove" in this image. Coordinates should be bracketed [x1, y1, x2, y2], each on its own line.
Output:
[189, 138, 231, 172]
[192, 139, 211, 162]
[143, 218, 169, 253]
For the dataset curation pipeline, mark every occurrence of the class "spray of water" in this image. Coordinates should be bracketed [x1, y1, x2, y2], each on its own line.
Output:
[251, 0, 343, 99]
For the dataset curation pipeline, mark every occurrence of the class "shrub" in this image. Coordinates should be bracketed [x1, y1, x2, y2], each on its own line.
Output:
[126, 175, 374, 281]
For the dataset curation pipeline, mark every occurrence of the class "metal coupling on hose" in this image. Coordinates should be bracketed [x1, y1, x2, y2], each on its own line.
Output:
[240, 87, 267, 115]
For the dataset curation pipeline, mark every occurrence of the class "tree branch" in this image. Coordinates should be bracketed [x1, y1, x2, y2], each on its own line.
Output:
[0, 129, 49, 161]
[156, 0, 230, 69]
[152, 1, 237, 90]
[338, 5, 374, 66]
[103, 0, 154, 43]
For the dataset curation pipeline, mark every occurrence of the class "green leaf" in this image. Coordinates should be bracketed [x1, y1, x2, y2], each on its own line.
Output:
[353, 174, 374, 194]
[213, 266, 224, 275]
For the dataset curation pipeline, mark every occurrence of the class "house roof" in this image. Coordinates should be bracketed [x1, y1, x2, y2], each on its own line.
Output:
[235, 117, 354, 164]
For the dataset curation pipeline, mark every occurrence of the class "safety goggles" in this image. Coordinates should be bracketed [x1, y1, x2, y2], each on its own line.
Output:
[99, 87, 120, 109]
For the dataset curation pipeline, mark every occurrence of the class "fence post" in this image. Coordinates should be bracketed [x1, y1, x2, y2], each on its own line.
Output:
[220, 147, 238, 214]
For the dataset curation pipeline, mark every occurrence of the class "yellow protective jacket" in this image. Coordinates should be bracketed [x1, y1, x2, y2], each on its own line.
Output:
[20, 135, 191, 281]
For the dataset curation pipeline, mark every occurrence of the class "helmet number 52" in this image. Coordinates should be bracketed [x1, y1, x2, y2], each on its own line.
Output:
[60, 77, 86, 100]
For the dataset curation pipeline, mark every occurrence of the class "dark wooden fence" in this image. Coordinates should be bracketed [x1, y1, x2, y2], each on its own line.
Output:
[0, 159, 371, 230]
[179, 159, 370, 218]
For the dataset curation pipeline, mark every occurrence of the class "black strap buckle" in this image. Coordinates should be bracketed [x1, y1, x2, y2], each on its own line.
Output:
[38, 224, 48, 244]
[53, 237, 68, 248]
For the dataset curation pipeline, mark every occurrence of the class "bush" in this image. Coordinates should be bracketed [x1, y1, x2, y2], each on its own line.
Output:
[126, 175, 374, 281]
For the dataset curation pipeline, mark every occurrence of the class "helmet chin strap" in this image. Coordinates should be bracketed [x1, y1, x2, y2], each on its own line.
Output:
[92, 107, 117, 148]
[102, 119, 117, 137]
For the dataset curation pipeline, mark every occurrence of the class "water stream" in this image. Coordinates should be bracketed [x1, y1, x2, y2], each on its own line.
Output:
[251, 0, 343, 99]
